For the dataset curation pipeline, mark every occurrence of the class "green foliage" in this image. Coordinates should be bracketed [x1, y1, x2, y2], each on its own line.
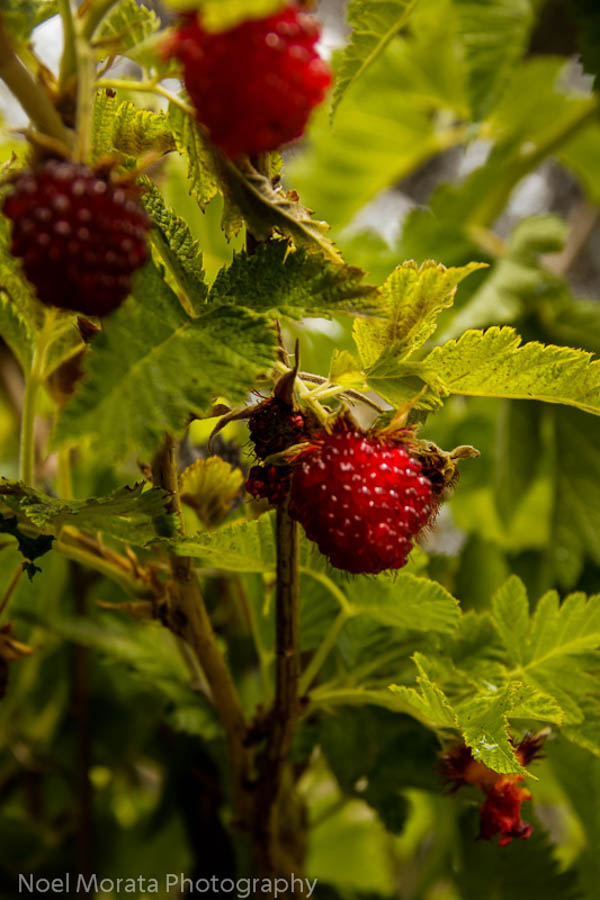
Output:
[331, 0, 419, 116]
[95, 0, 160, 61]
[2, 0, 600, 890]
[0, 479, 174, 544]
[93, 90, 175, 161]
[51, 261, 277, 461]
[352, 259, 485, 366]
[423, 326, 600, 414]
[141, 180, 208, 312]
[0, 214, 42, 371]
[456, 823, 581, 900]
[168, 104, 219, 211]
[209, 239, 377, 319]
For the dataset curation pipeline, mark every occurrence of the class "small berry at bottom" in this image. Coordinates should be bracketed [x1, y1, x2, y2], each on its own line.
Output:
[246, 464, 291, 506]
[165, 4, 331, 158]
[288, 424, 433, 574]
[2, 159, 149, 316]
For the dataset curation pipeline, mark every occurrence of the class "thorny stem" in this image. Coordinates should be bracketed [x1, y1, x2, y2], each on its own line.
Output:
[0, 18, 71, 146]
[19, 310, 58, 486]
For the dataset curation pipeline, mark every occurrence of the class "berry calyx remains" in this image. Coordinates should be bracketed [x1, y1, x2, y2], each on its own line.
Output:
[165, 4, 331, 158]
[288, 421, 433, 574]
[440, 733, 547, 847]
[2, 159, 149, 316]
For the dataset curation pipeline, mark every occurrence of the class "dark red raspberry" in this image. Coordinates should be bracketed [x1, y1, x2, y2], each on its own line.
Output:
[288, 423, 433, 574]
[249, 397, 309, 460]
[2, 159, 149, 316]
[246, 464, 291, 505]
[165, 4, 331, 158]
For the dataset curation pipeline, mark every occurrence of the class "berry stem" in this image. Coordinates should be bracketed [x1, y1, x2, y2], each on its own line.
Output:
[19, 373, 38, 486]
[0, 18, 71, 147]
[18, 309, 58, 486]
[57, 0, 78, 88]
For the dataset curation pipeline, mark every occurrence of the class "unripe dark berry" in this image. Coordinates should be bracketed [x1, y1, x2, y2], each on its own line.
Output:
[248, 396, 309, 460]
[2, 159, 149, 316]
[165, 4, 331, 158]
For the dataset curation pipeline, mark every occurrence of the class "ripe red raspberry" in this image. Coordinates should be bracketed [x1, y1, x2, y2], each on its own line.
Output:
[165, 4, 331, 158]
[288, 423, 433, 574]
[2, 159, 149, 316]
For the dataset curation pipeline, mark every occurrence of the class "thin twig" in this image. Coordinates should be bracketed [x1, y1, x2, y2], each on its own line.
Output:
[0, 18, 71, 146]
[151, 436, 250, 815]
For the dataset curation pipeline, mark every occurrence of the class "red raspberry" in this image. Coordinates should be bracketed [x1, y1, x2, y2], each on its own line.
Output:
[2, 159, 149, 316]
[288, 424, 433, 574]
[248, 397, 309, 460]
[165, 4, 331, 158]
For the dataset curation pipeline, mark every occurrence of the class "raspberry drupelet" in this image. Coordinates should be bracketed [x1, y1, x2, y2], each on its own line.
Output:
[2, 159, 149, 317]
[288, 423, 433, 574]
[165, 4, 331, 158]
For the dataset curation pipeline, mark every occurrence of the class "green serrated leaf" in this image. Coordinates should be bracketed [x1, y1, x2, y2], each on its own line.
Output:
[92, 90, 175, 161]
[51, 261, 277, 461]
[390, 652, 458, 730]
[170, 513, 276, 572]
[208, 239, 377, 319]
[216, 156, 343, 262]
[0, 479, 175, 545]
[453, 0, 534, 120]
[423, 326, 600, 415]
[491, 575, 529, 666]
[0, 213, 43, 369]
[455, 684, 528, 775]
[347, 573, 460, 636]
[95, 0, 160, 61]
[141, 179, 208, 314]
[0, 514, 54, 576]
[353, 259, 485, 367]
[168, 103, 219, 211]
[490, 576, 600, 728]
[328, 349, 367, 389]
[0, 0, 57, 42]
[331, 0, 419, 117]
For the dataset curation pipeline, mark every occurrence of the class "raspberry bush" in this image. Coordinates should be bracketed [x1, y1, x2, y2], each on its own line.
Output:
[0, 0, 599, 896]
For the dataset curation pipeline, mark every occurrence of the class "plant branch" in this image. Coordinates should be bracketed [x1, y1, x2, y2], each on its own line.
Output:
[0, 18, 71, 146]
[151, 436, 249, 812]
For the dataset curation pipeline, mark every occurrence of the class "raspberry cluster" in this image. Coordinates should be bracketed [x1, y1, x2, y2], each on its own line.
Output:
[245, 397, 309, 506]
[288, 424, 433, 574]
[165, 4, 331, 158]
[2, 159, 149, 316]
